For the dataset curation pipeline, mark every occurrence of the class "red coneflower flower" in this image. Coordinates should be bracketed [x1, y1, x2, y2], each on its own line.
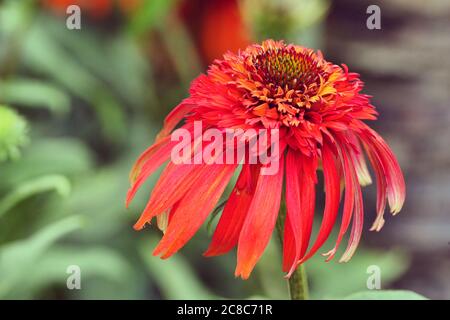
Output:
[127, 40, 405, 279]
[179, 0, 251, 65]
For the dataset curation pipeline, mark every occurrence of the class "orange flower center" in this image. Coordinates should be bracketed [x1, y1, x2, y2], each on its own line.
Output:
[243, 46, 334, 127]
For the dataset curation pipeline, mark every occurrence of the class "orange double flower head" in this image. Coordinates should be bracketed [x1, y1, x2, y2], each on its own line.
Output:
[127, 40, 405, 279]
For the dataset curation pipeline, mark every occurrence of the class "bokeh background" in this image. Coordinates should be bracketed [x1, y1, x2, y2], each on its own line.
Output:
[0, 0, 449, 299]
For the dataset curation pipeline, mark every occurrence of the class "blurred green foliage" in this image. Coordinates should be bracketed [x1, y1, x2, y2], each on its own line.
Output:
[0, 106, 28, 161]
[0, 0, 419, 300]
[344, 290, 427, 300]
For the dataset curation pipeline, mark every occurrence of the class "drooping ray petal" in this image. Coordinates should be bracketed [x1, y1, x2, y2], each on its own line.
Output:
[363, 142, 387, 231]
[129, 136, 171, 184]
[358, 123, 405, 215]
[128, 122, 196, 186]
[339, 142, 364, 262]
[347, 132, 372, 186]
[204, 164, 259, 256]
[133, 129, 224, 229]
[298, 154, 318, 260]
[126, 138, 181, 207]
[282, 149, 302, 274]
[155, 102, 192, 142]
[323, 134, 356, 261]
[133, 162, 204, 230]
[235, 155, 285, 279]
[153, 163, 238, 259]
[299, 140, 340, 264]
[282, 216, 296, 274]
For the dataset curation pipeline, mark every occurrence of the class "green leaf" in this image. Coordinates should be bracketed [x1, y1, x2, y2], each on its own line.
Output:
[9, 245, 136, 299]
[0, 138, 93, 188]
[344, 290, 428, 300]
[0, 174, 71, 219]
[44, 21, 150, 108]
[0, 215, 84, 298]
[0, 79, 70, 115]
[139, 236, 217, 299]
[0, 0, 34, 67]
[21, 18, 128, 141]
[127, 0, 175, 35]
[22, 24, 99, 102]
[91, 92, 127, 143]
[307, 249, 410, 299]
[0, 0, 32, 35]
[46, 165, 133, 240]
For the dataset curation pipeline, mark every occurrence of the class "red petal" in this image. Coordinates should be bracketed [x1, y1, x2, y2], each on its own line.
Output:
[126, 138, 178, 207]
[282, 217, 296, 274]
[359, 124, 405, 215]
[235, 155, 285, 279]
[282, 149, 302, 274]
[297, 155, 317, 260]
[339, 141, 364, 262]
[132, 131, 224, 229]
[155, 102, 192, 142]
[153, 164, 237, 258]
[133, 162, 204, 230]
[348, 133, 372, 186]
[129, 136, 170, 184]
[364, 143, 387, 231]
[204, 164, 259, 256]
[299, 140, 340, 263]
[323, 135, 356, 261]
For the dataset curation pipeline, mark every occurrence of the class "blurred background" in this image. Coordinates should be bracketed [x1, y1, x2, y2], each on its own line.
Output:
[0, 0, 448, 299]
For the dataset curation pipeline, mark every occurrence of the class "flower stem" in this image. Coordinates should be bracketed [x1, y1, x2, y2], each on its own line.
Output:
[286, 263, 309, 300]
[276, 203, 309, 300]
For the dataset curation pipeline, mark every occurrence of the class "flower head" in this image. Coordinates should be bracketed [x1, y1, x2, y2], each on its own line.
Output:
[127, 40, 405, 279]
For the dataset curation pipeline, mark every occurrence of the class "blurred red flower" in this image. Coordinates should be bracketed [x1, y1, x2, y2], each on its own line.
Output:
[116, 0, 142, 15]
[179, 0, 251, 65]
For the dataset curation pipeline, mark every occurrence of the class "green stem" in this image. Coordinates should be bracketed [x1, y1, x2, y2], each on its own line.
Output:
[276, 203, 309, 300]
[286, 263, 309, 300]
